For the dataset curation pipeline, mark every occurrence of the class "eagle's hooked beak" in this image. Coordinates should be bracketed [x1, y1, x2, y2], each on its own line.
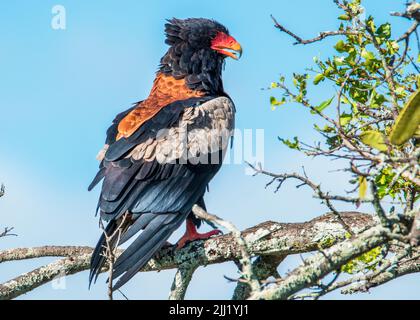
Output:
[224, 42, 242, 60]
[211, 32, 242, 60]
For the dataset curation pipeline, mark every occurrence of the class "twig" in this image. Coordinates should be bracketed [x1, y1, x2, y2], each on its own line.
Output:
[271, 15, 359, 45]
[0, 227, 17, 238]
[248, 163, 355, 235]
[397, 21, 419, 42]
[99, 214, 128, 300]
[370, 181, 391, 228]
[117, 290, 129, 300]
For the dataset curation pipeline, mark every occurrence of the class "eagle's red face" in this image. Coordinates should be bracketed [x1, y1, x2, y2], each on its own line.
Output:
[211, 31, 242, 60]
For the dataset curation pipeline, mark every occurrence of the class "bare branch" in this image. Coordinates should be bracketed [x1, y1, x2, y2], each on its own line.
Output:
[398, 22, 419, 43]
[270, 15, 359, 45]
[0, 254, 90, 300]
[0, 246, 92, 263]
[248, 163, 356, 235]
[391, 2, 420, 22]
[0, 227, 17, 239]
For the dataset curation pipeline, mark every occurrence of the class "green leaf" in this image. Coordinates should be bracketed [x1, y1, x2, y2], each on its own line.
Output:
[333, 56, 345, 66]
[341, 247, 383, 274]
[386, 41, 399, 54]
[338, 14, 350, 21]
[366, 16, 376, 33]
[415, 126, 420, 138]
[311, 96, 334, 114]
[270, 96, 286, 110]
[377, 23, 391, 40]
[339, 113, 352, 126]
[279, 136, 300, 150]
[313, 73, 325, 85]
[360, 130, 388, 152]
[361, 49, 375, 61]
[314, 124, 335, 133]
[334, 40, 346, 52]
[358, 176, 368, 200]
[389, 89, 420, 145]
[324, 66, 334, 76]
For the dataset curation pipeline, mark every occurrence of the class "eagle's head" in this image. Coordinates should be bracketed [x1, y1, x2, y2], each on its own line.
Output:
[159, 18, 242, 94]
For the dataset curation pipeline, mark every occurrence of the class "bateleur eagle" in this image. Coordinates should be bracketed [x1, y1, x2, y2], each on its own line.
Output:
[89, 18, 241, 291]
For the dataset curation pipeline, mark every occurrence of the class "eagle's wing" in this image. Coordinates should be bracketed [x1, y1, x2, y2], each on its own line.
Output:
[89, 96, 235, 290]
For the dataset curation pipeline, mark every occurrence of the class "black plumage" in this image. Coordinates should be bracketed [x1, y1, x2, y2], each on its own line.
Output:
[160, 18, 229, 94]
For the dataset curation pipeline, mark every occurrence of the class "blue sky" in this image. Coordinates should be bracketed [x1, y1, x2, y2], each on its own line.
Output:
[0, 0, 418, 299]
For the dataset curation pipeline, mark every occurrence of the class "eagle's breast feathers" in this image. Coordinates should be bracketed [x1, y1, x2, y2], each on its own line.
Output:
[116, 74, 205, 140]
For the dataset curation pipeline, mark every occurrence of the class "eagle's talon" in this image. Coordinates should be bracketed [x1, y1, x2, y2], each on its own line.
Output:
[176, 219, 222, 249]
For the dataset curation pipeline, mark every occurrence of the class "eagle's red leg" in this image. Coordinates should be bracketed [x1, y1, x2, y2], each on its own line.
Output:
[177, 219, 222, 249]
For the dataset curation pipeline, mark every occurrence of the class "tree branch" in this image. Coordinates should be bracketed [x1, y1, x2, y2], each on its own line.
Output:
[168, 265, 198, 300]
[342, 252, 420, 294]
[249, 224, 393, 300]
[0, 227, 17, 239]
[270, 15, 359, 45]
[0, 254, 91, 300]
[232, 255, 285, 300]
[0, 212, 374, 300]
